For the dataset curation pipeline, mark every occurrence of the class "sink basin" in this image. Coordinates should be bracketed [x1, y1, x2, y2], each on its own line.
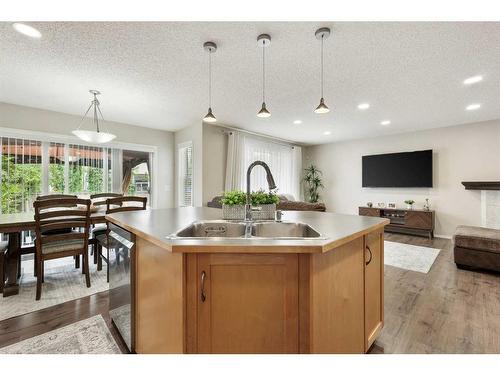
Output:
[251, 222, 321, 238]
[173, 220, 247, 238]
[170, 220, 324, 240]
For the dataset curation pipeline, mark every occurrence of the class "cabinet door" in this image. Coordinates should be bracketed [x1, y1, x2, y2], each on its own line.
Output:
[364, 230, 384, 351]
[196, 253, 299, 353]
[405, 211, 432, 229]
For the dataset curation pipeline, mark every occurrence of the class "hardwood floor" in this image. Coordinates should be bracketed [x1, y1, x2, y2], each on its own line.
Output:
[372, 233, 500, 354]
[1, 233, 499, 354]
[0, 290, 128, 353]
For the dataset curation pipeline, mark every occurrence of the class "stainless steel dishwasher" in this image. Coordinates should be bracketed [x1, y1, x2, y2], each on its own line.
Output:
[108, 222, 135, 353]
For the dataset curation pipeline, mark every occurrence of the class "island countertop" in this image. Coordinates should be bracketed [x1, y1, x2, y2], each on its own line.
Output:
[106, 207, 389, 253]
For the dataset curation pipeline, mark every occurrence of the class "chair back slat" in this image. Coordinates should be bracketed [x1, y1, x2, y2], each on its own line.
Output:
[38, 209, 89, 220]
[41, 232, 86, 244]
[34, 198, 91, 257]
[106, 196, 147, 214]
[37, 194, 78, 207]
[91, 193, 123, 206]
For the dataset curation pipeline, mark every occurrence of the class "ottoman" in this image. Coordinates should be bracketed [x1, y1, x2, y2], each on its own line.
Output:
[453, 225, 500, 272]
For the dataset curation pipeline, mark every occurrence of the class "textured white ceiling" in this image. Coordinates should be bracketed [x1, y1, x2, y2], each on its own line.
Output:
[1, 22, 500, 144]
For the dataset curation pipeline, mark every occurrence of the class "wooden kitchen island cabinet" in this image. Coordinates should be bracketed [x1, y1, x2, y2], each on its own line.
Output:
[106, 208, 388, 354]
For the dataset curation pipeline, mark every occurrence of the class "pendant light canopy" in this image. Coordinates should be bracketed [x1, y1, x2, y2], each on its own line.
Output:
[203, 41, 217, 123]
[72, 90, 116, 144]
[257, 34, 271, 118]
[314, 27, 331, 114]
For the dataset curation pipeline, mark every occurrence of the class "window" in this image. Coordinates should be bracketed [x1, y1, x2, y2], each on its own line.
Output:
[1, 137, 42, 214]
[123, 150, 151, 204]
[178, 142, 193, 207]
[68, 144, 109, 196]
[225, 133, 302, 199]
[48, 142, 65, 194]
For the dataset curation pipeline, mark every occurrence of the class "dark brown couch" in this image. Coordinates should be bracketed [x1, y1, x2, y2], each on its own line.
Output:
[453, 225, 500, 272]
[207, 195, 326, 212]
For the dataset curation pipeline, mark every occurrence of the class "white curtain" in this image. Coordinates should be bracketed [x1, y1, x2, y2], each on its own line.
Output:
[224, 131, 302, 200]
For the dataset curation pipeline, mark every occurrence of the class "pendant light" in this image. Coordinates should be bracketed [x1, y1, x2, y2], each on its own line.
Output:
[257, 34, 271, 118]
[314, 27, 331, 114]
[72, 90, 116, 144]
[203, 41, 217, 123]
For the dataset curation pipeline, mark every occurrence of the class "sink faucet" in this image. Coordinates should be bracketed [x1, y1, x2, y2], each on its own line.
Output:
[245, 161, 277, 221]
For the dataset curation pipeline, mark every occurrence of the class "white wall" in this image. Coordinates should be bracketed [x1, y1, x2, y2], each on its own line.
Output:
[202, 124, 227, 205]
[304, 120, 500, 237]
[0, 102, 175, 208]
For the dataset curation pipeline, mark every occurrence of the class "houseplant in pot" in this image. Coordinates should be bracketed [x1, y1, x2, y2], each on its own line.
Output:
[404, 199, 415, 210]
[303, 165, 324, 203]
[221, 190, 279, 220]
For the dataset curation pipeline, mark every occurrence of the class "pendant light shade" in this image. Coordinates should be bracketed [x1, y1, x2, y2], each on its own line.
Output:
[72, 90, 116, 144]
[257, 102, 271, 118]
[257, 34, 271, 118]
[314, 97, 329, 114]
[203, 107, 217, 123]
[203, 41, 217, 123]
[314, 27, 331, 114]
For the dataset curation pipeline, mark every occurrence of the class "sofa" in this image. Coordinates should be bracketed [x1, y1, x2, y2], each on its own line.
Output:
[453, 225, 500, 272]
[207, 195, 326, 212]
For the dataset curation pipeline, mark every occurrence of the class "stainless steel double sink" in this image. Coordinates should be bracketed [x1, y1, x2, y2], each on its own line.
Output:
[169, 220, 323, 240]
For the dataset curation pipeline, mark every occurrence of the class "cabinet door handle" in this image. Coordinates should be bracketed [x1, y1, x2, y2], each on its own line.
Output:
[365, 245, 373, 265]
[201, 271, 206, 302]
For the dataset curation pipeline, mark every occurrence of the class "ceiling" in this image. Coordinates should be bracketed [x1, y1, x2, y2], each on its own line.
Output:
[1, 22, 500, 145]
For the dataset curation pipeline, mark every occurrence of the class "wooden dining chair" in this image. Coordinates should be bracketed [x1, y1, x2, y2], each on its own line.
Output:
[96, 196, 147, 282]
[0, 238, 8, 294]
[89, 193, 123, 263]
[33, 198, 92, 300]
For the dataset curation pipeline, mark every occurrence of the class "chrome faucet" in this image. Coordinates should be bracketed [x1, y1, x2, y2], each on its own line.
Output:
[245, 161, 277, 221]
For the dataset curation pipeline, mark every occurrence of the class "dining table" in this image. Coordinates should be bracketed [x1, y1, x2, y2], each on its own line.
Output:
[0, 206, 107, 297]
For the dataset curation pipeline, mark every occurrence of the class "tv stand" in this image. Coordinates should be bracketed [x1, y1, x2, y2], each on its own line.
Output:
[359, 207, 435, 239]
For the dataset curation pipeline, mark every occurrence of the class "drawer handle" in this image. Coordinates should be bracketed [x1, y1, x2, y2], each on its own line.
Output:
[365, 245, 373, 266]
[201, 271, 206, 302]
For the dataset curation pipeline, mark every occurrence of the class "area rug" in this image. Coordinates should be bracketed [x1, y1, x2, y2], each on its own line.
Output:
[0, 315, 121, 354]
[384, 241, 440, 273]
[0, 256, 108, 321]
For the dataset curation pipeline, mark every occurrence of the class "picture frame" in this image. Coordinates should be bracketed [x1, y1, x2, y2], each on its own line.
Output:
[387, 202, 397, 209]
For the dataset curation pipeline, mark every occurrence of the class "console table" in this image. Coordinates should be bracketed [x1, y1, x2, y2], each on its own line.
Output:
[359, 207, 435, 239]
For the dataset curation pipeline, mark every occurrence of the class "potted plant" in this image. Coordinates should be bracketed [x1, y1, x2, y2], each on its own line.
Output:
[220, 190, 279, 220]
[303, 165, 324, 203]
[404, 199, 415, 210]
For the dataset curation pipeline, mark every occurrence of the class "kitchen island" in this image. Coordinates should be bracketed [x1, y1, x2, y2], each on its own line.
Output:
[106, 207, 389, 354]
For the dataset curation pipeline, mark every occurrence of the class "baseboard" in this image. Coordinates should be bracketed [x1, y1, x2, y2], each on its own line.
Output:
[434, 234, 452, 239]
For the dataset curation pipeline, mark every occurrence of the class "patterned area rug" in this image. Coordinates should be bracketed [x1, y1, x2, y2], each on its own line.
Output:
[0, 315, 120, 354]
[0, 256, 108, 321]
[384, 241, 441, 273]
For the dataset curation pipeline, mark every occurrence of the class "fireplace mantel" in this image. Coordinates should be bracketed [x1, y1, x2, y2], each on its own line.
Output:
[462, 181, 500, 190]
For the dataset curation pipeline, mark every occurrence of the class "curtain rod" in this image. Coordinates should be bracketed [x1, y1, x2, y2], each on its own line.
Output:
[217, 125, 302, 148]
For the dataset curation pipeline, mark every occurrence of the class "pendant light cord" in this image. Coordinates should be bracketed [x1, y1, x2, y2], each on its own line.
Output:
[320, 35, 324, 98]
[208, 49, 212, 108]
[262, 42, 266, 102]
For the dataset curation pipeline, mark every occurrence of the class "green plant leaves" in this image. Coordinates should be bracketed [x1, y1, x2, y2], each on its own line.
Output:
[221, 189, 280, 206]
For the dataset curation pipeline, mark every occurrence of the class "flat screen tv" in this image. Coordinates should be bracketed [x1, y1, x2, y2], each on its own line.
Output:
[362, 150, 433, 188]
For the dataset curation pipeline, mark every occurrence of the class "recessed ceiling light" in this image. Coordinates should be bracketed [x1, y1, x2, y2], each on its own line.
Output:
[463, 75, 483, 85]
[12, 23, 42, 38]
[293, 120, 302, 125]
[380, 120, 391, 126]
[323, 131, 332, 135]
[466, 103, 481, 111]
[357, 103, 370, 110]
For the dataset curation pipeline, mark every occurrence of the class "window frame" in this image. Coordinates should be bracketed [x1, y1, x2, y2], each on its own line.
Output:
[177, 140, 194, 207]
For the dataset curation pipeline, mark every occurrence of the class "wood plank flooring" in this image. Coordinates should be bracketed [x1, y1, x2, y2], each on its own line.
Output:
[1, 233, 499, 353]
[372, 233, 500, 353]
